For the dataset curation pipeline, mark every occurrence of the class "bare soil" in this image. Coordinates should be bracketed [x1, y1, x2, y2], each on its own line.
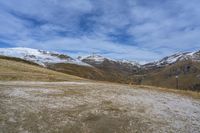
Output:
[0, 81, 200, 133]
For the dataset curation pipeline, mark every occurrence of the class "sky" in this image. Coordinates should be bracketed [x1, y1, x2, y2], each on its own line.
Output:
[0, 0, 200, 63]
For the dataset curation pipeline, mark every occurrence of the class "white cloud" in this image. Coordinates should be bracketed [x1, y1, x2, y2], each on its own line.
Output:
[0, 0, 200, 62]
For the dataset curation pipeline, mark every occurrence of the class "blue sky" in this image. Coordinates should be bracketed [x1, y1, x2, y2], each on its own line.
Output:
[0, 0, 200, 63]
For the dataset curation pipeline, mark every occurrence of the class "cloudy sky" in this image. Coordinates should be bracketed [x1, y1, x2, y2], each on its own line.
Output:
[0, 0, 200, 63]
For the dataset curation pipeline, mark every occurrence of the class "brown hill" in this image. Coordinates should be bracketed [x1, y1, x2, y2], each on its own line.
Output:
[0, 56, 82, 81]
[141, 60, 200, 91]
[46, 62, 138, 83]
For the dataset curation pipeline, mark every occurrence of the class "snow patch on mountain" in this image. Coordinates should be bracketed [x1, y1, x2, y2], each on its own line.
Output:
[117, 59, 141, 67]
[157, 51, 199, 65]
[144, 50, 200, 68]
[83, 55, 107, 62]
[80, 55, 115, 64]
[0, 47, 90, 67]
[80, 54, 141, 67]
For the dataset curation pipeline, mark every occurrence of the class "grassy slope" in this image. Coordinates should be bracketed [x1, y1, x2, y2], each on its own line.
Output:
[47, 63, 108, 80]
[142, 60, 200, 91]
[47, 63, 139, 84]
[0, 55, 40, 66]
[0, 57, 83, 81]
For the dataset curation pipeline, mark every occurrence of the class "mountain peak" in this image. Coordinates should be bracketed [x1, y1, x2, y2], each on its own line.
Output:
[80, 54, 141, 68]
[117, 59, 141, 67]
[143, 50, 200, 68]
[80, 54, 113, 63]
[157, 51, 200, 65]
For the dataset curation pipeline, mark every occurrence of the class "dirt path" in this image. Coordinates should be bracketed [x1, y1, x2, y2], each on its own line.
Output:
[0, 81, 200, 133]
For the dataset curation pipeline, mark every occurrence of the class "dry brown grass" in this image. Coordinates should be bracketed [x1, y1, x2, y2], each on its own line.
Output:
[141, 60, 200, 91]
[1, 81, 200, 133]
[0, 58, 83, 81]
[131, 84, 200, 99]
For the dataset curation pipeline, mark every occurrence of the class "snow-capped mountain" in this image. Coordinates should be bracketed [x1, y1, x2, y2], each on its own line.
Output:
[79, 55, 115, 65]
[156, 51, 199, 65]
[79, 54, 141, 76]
[0, 47, 90, 66]
[1, 47, 199, 70]
[117, 59, 141, 67]
[144, 50, 200, 68]
[79, 54, 141, 67]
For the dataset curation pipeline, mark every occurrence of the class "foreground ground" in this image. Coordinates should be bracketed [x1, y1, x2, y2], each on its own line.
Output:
[0, 81, 200, 133]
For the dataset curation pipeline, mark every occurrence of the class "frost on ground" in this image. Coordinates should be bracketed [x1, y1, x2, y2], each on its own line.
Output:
[0, 81, 200, 133]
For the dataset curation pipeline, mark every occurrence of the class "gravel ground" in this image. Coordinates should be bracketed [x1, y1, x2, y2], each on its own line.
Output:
[0, 81, 200, 133]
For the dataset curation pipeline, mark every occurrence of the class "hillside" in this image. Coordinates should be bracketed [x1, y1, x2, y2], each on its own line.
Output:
[80, 55, 141, 83]
[141, 60, 200, 91]
[0, 56, 82, 81]
[47, 63, 105, 80]
[47, 63, 138, 83]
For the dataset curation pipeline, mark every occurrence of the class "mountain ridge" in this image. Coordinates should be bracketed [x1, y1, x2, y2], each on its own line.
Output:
[0, 47, 90, 67]
[1, 47, 199, 67]
[143, 50, 200, 69]
[0, 47, 199, 91]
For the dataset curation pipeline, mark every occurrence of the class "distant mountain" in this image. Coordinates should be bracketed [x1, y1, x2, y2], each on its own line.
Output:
[0, 47, 90, 67]
[81, 54, 140, 68]
[117, 59, 141, 67]
[143, 50, 200, 69]
[0, 48, 141, 68]
[81, 54, 141, 76]
[48, 54, 141, 83]
[78, 55, 109, 64]
[141, 60, 200, 91]
[139, 50, 200, 91]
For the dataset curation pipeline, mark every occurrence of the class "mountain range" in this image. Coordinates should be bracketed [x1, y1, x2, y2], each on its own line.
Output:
[0, 47, 199, 91]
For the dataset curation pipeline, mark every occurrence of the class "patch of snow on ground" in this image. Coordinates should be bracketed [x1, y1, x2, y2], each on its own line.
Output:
[9, 88, 30, 98]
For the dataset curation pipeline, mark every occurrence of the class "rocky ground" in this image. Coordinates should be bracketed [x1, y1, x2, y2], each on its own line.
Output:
[0, 81, 200, 133]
